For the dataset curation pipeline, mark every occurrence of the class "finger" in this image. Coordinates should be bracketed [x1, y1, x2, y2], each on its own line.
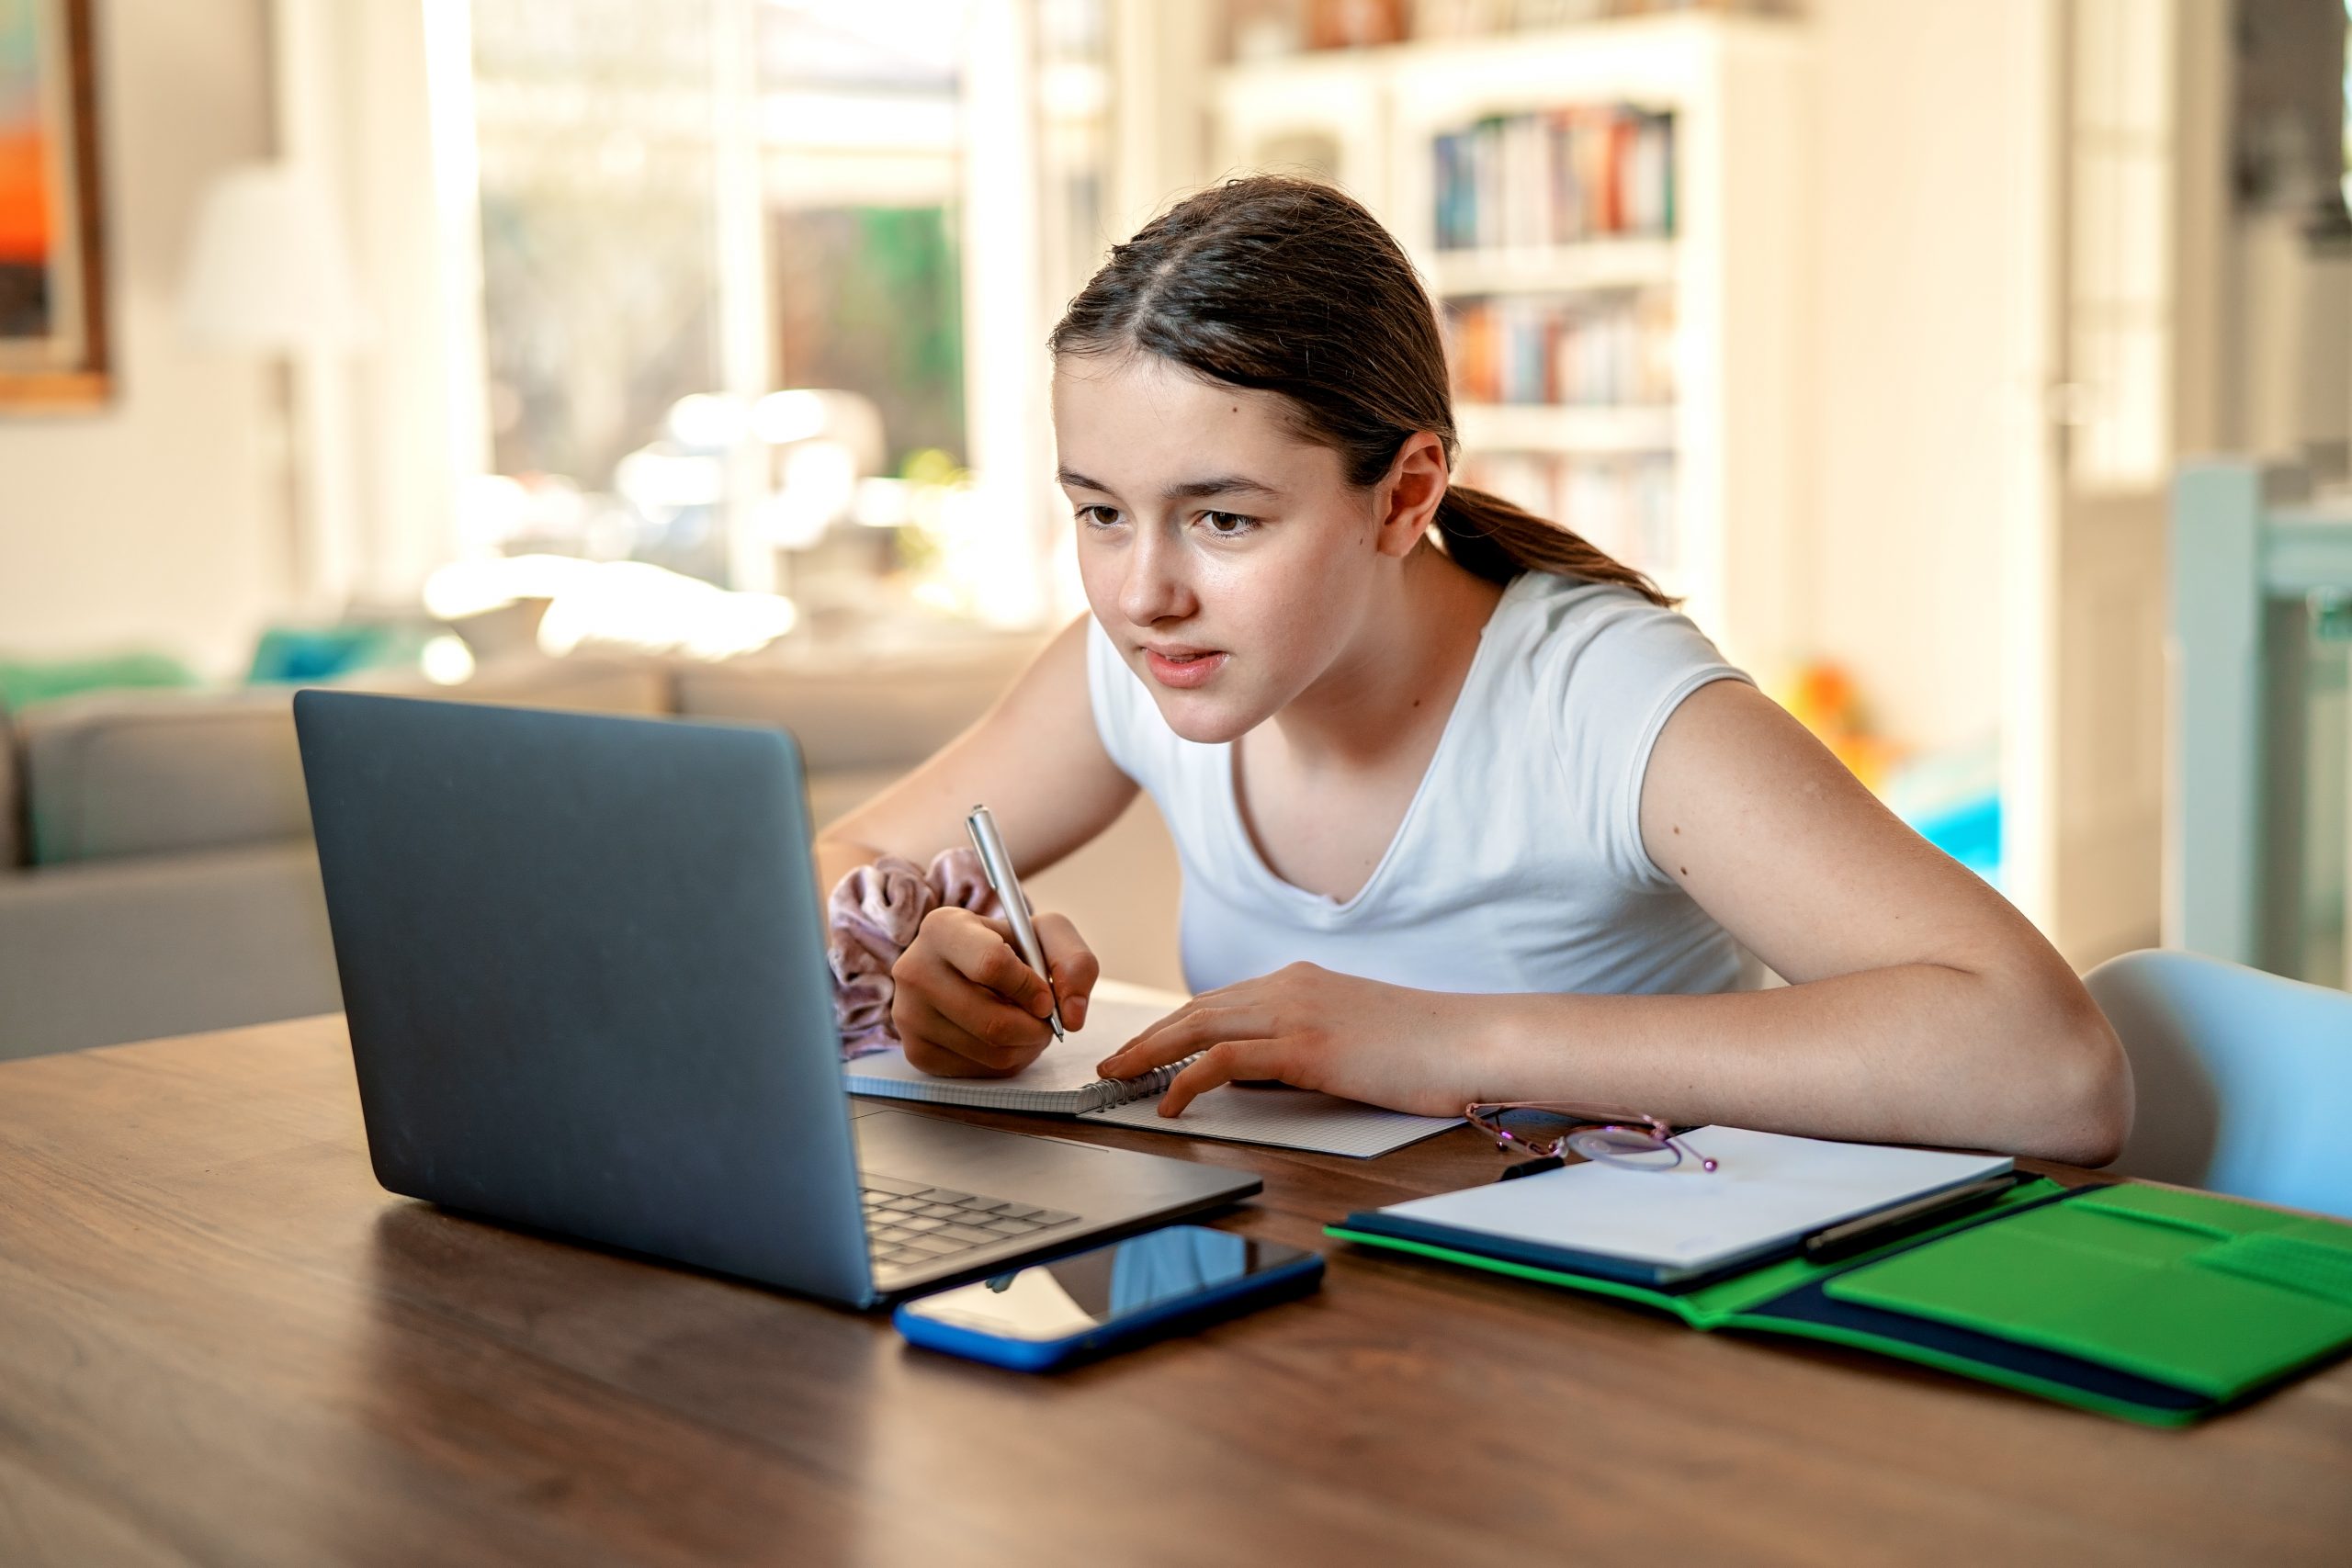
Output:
[1159, 1040, 1285, 1117]
[1106, 996, 1199, 1063]
[894, 931, 1053, 1064]
[926, 907, 1057, 1020]
[1097, 1006, 1264, 1078]
[1031, 913, 1099, 1031]
[892, 987, 1047, 1075]
[890, 978, 1016, 1071]
[1116, 973, 1267, 1054]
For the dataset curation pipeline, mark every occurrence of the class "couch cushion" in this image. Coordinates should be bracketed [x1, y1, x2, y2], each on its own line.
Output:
[22, 685, 311, 864]
[0, 840, 341, 1058]
[20, 656, 672, 865]
[672, 640, 1038, 774]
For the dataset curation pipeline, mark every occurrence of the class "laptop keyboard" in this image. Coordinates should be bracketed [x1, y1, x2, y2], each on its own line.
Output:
[861, 1173, 1079, 1273]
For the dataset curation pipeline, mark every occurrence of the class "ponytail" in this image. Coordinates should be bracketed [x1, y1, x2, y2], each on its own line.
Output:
[1433, 483, 1675, 606]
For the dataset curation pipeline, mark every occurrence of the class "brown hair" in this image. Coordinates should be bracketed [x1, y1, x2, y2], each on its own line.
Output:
[1048, 175, 1672, 605]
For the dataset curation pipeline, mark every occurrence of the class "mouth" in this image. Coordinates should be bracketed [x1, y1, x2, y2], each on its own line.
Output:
[1140, 645, 1228, 689]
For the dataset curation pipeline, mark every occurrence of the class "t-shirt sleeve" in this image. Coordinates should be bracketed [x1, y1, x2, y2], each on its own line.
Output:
[1544, 594, 1752, 892]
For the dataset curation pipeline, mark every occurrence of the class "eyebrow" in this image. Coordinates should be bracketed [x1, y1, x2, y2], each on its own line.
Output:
[1057, 468, 1282, 502]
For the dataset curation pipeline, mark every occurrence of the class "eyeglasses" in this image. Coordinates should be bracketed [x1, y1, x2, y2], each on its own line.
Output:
[1464, 1101, 1719, 1175]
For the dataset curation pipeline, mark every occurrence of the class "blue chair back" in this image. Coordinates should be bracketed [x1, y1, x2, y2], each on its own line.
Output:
[2084, 949, 2352, 1219]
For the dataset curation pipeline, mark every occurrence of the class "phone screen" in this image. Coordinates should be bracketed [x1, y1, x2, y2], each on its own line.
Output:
[898, 1226, 1310, 1342]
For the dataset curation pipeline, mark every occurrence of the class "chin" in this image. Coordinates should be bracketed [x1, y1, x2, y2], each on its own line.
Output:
[1146, 688, 1262, 747]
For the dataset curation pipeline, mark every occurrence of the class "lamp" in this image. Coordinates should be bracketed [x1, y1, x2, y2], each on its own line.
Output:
[177, 162, 368, 351]
[177, 161, 369, 615]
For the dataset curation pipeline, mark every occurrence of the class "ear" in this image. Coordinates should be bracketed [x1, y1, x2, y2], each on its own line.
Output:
[1373, 432, 1449, 559]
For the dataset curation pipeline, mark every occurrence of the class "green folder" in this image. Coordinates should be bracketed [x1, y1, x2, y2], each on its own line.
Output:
[1329, 1179, 2352, 1426]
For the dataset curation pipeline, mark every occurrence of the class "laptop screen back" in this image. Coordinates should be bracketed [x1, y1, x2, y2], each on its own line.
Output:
[293, 690, 873, 1305]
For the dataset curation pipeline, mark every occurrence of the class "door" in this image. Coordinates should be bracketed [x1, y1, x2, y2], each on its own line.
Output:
[2008, 0, 2220, 968]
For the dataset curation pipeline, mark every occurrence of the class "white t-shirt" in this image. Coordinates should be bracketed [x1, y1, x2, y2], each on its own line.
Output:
[1085, 570, 1753, 998]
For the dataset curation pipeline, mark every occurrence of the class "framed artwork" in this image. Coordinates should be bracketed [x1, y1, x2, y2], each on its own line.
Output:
[0, 0, 107, 411]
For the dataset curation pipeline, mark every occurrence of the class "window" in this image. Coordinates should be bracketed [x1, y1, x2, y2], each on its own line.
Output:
[449, 0, 1109, 630]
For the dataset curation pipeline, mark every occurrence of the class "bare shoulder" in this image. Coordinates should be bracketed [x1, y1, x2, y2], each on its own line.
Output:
[1641, 678, 1861, 822]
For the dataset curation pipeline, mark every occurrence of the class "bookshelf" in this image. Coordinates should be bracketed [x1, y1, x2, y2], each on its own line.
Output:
[1212, 13, 1807, 669]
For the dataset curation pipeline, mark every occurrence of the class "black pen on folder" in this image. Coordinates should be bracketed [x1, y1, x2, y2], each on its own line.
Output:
[1800, 1171, 2025, 1262]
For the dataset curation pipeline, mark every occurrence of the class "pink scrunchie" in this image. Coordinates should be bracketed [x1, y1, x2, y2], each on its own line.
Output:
[827, 847, 1004, 1058]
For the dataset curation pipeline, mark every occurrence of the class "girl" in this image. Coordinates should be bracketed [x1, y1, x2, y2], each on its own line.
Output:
[816, 176, 2129, 1166]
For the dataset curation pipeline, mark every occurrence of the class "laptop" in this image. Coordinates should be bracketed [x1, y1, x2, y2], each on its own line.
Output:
[291, 689, 1258, 1309]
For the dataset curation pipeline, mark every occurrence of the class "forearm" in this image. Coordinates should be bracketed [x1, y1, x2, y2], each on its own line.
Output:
[1457, 964, 2130, 1166]
[812, 835, 885, 899]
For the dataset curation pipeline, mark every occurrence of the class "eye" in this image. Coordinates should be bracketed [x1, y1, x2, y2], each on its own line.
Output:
[1076, 503, 1124, 529]
[1199, 511, 1259, 538]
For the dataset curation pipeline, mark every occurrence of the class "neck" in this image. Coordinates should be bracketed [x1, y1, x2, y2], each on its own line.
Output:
[1271, 545, 1508, 771]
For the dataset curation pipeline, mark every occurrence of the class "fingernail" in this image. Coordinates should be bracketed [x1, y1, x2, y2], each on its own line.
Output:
[1097, 1056, 1124, 1077]
[1067, 996, 1088, 1029]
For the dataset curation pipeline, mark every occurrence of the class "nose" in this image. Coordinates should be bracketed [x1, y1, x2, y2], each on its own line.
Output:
[1116, 515, 1196, 628]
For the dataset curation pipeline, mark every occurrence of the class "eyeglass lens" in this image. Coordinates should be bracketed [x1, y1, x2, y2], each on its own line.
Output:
[1566, 1126, 1683, 1168]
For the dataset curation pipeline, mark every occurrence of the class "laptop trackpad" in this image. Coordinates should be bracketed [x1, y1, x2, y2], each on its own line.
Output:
[851, 1107, 1256, 1220]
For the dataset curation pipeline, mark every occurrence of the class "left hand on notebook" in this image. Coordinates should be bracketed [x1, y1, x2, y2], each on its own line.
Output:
[1094, 963, 1478, 1118]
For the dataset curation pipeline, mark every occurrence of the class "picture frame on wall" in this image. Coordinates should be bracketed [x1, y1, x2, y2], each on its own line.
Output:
[0, 0, 107, 412]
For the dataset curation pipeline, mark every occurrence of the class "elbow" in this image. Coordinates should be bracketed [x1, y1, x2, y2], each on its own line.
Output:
[2018, 980, 2134, 1168]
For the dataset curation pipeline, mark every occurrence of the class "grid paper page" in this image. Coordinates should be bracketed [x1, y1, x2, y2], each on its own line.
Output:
[1084, 1084, 1460, 1158]
[842, 990, 1182, 1111]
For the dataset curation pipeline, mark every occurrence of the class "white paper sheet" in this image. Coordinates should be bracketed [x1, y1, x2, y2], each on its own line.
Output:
[1085, 1084, 1459, 1158]
[1378, 1126, 2013, 1279]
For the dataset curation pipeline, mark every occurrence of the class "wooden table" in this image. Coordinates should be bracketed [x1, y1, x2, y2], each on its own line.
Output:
[3, 1018, 2347, 1567]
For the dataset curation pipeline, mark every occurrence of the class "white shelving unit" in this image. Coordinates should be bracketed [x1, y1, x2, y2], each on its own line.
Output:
[1427, 236, 1677, 297]
[1454, 402, 1678, 455]
[1213, 15, 1807, 670]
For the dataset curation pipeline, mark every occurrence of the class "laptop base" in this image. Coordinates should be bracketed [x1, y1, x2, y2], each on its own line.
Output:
[853, 1107, 1260, 1303]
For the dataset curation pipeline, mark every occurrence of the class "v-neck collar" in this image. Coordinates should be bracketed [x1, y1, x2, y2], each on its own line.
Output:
[1219, 573, 1526, 917]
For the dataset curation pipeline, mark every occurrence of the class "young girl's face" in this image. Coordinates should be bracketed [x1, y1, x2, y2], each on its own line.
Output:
[1054, 352, 1393, 745]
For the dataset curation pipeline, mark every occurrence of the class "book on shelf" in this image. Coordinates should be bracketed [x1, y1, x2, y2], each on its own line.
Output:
[1433, 106, 1674, 252]
[1458, 450, 1678, 577]
[1444, 290, 1676, 406]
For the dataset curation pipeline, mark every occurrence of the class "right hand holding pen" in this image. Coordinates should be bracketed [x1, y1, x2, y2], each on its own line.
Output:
[891, 905, 1098, 1077]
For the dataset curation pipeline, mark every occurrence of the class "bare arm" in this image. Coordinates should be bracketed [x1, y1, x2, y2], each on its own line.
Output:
[1462, 679, 2132, 1163]
[818, 615, 1141, 1077]
[1102, 680, 2132, 1165]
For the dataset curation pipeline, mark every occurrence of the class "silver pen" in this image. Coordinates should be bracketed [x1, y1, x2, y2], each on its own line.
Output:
[963, 804, 1067, 1041]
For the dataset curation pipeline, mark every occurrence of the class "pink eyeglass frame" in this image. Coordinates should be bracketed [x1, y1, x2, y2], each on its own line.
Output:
[1464, 1100, 1720, 1174]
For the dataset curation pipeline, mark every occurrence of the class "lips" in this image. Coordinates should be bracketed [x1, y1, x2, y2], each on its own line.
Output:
[1141, 646, 1227, 689]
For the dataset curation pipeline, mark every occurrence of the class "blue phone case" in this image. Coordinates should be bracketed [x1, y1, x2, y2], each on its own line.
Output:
[893, 1236, 1325, 1371]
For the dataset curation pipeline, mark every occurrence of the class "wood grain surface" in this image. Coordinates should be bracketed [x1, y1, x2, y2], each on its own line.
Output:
[0, 1016, 2346, 1567]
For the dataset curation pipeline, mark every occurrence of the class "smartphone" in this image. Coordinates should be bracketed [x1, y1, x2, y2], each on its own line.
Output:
[893, 1225, 1323, 1371]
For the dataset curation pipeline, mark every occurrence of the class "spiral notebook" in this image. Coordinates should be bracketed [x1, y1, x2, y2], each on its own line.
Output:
[842, 980, 1459, 1157]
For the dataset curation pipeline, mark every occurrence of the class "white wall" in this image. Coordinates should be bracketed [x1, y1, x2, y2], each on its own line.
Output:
[0, 0, 285, 680]
[308, 0, 479, 605]
[1804, 0, 2036, 754]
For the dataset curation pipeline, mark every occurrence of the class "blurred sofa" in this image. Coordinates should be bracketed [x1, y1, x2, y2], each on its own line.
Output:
[0, 642, 1182, 1061]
